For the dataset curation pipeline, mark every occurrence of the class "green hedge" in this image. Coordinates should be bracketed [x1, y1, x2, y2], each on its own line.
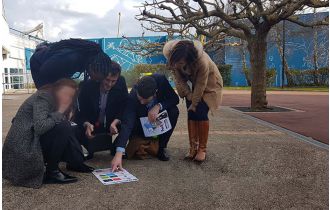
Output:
[122, 64, 173, 87]
[217, 64, 232, 86]
[266, 68, 277, 87]
[288, 67, 329, 86]
[243, 68, 277, 87]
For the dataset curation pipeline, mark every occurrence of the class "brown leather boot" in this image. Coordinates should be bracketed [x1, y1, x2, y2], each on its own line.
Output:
[185, 120, 199, 159]
[194, 121, 209, 162]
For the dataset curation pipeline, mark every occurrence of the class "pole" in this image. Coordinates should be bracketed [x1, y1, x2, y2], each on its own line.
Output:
[281, 20, 285, 88]
[117, 12, 121, 38]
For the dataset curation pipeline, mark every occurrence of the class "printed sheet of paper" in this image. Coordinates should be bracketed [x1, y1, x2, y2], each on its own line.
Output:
[93, 168, 138, 185]
[139, 110, 172, 137]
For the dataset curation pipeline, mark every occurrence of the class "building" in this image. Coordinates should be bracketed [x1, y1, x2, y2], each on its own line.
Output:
[1, 1, 44, 91]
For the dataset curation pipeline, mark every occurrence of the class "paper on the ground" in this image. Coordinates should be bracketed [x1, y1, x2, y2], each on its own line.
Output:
[139, 110, 172, 137]
[92, 168, 138, 185]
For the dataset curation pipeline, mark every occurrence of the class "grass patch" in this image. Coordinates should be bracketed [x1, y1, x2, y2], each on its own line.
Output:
[224, 86, 329, 92]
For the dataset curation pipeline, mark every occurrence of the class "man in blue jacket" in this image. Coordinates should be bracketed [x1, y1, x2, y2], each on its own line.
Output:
[111, 74, 179, 171]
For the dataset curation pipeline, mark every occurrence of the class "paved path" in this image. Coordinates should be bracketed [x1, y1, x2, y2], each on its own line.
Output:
[222, 90, 329, 144]
[2, 93, 328, 209]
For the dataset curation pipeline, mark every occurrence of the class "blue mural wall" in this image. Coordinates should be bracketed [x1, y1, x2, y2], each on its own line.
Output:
[24, 48, 35, 71]
[89, 36, 168, 71]
[225, 12, 329, 86]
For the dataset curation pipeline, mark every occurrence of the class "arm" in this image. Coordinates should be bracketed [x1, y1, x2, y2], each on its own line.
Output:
[113, 89, 138, 149]
[33, 95, 64, 136]
[114, 76, 129, 120]
[158, 75, 179, 110]
[75, 82, 90, 126]
[190, 62, 209, 110]
[172, 69, 192, 99]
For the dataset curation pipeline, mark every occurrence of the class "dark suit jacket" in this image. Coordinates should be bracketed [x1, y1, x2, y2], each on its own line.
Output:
[75, 76, 128, 131]
[115, 74, 179, 148]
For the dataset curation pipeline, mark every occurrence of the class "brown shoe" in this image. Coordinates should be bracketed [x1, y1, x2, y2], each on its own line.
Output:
[185, 120, 199, 160]
[194, 121, 209, 162]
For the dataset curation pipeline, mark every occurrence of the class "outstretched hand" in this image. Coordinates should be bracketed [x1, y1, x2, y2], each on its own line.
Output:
[111, 152, 123, 172]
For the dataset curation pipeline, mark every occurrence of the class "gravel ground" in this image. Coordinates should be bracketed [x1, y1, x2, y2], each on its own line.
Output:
[2, 94, 328, 210]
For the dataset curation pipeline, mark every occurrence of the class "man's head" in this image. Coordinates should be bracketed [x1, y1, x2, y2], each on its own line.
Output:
[87, 52, 112, 81]
[136, 76, 157, 105]
[101, 61, 122, 91]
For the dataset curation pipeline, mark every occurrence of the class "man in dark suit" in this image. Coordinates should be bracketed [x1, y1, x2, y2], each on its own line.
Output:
[111, 74, 179, 171]
[75, 61, 128, 158]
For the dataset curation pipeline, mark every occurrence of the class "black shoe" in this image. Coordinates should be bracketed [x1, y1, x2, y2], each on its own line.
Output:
[157, 148, 170, 161]
[66, 163, 95, 173]
[60, 170, 77, 179]
[84, 152, 94, 160]
[43, 170, 77, 184]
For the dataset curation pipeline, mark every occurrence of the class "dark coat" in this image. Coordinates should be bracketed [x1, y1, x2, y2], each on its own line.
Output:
[2, 90, 64, 188]
[30, 39, 102, 88]
[75, 76, 128, 131]
[115, 74, 179, 148]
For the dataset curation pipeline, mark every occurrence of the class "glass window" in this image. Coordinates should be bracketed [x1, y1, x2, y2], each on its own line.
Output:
[10, 68, 18, 74]
[4, 68, 8, 73]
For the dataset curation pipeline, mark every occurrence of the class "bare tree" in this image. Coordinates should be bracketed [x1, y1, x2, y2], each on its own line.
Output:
[121, 23, 232, 57]
[137, 0, 328, 110]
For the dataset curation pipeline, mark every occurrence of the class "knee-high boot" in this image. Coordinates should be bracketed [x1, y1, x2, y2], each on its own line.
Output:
[185, 120, 199, 159]
[194, 120, 209, 162]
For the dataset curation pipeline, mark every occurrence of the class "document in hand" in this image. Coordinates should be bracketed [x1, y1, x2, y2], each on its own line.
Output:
[139, 110, 172, 137]
[93, 168, 138, 185]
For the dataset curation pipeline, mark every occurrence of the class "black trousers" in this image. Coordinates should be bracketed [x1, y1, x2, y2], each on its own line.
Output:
[75, 125, 115, 155]
[131, 106, 179, 149]
[40, 121, 84, 171]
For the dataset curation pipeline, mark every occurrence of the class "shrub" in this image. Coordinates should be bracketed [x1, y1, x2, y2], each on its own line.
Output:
[288, 67, 329, 86]
[242, 68, 277, 87]
[217, 64, 232, 86]
[122, 64, 173, 87]
[266, 68, 277, 87]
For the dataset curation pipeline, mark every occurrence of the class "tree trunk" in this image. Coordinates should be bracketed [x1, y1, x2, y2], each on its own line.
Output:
[274, 25, 295, 86]
[247, 35, 268, 110]
[240, 43, 251, 86]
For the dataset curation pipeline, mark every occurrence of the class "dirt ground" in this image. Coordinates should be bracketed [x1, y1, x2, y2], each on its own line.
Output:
[2, 92, 329, 210]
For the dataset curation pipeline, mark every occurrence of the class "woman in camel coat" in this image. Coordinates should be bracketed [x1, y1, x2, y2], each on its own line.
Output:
[163, 40, 223, 162]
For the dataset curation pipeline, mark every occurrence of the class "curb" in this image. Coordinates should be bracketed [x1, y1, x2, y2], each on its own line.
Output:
[226, 106, 329, 151]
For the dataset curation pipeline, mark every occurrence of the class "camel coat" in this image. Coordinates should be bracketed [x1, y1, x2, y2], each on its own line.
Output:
[163, 40, 223, 113]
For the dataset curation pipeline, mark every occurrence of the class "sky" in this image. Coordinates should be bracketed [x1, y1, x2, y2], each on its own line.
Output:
[3, 0, 157, 41]
[3, 0, 328, 42]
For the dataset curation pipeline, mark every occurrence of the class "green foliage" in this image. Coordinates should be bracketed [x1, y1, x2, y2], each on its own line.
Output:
[266, 68, 277, 87]
[288, 67, 329, 86]
[217, 64, 232, 86]
[243, 68, 277, 87]
[122, 64, 173, 87]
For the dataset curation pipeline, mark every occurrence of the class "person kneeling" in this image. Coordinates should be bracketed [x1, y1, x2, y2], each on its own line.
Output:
[111, 74, 179, 171]
[3, 79, 93, 188]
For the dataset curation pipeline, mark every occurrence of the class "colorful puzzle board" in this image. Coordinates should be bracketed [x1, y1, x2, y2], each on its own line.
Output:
[92, 168, 138, 185]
